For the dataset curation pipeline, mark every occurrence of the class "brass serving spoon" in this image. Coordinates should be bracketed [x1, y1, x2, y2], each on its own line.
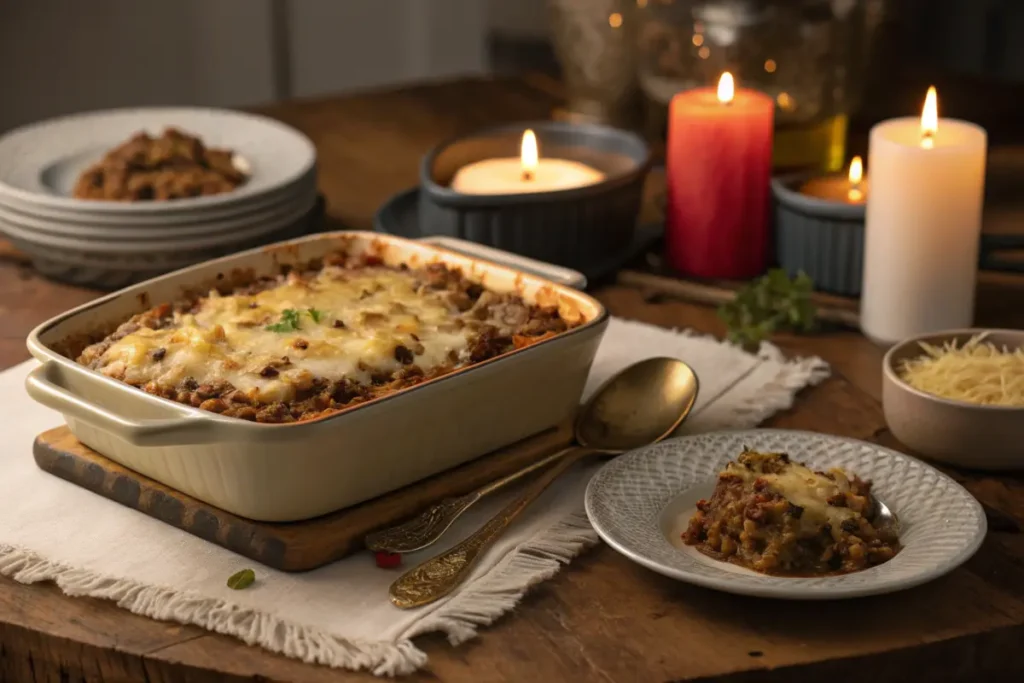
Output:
[388, 357, 699, 609]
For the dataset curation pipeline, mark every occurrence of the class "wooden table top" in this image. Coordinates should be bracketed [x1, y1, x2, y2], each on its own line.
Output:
[2, 75, 1024, 683]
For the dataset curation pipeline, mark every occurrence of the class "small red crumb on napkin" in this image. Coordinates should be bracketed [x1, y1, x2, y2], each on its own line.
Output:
[374, 551, 402, 569]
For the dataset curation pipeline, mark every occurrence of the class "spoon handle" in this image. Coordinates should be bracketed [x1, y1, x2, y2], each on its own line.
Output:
[366, 446, 575, 554]
[389, 446, 593, 609]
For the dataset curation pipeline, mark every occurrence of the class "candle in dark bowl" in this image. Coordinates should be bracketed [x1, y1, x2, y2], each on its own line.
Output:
[419, 120, 650, 274]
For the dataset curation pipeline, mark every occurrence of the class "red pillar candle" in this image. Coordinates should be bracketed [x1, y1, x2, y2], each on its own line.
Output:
[665, 72, 774, 279]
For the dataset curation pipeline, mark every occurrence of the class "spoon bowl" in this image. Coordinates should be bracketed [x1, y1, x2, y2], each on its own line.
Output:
[874, 498, 899, 532]
[576, 357, 699, 452]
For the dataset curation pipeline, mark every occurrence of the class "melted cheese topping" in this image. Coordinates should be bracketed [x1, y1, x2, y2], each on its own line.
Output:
[900, 333, 1024, 407]
[724, 458, 858, 530]
[93, 266, 475, 403]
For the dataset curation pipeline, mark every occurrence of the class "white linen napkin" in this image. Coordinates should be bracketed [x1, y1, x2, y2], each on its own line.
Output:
[0, 318, 828, 675]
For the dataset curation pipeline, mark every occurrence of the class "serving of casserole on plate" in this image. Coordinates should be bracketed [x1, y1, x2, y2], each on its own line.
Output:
[26, 232, 609, 521]
[682, 449, 900, 577]
[585, 429, 986, 599]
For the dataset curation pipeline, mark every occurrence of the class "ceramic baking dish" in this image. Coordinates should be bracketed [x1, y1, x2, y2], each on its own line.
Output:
[25, 231, 608, 521]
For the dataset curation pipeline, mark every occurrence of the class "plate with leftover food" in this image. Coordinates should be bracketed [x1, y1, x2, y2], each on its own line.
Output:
[585, 429, 985, 599]
[0, 107, 315, 213]
[0, 107, 318, 289]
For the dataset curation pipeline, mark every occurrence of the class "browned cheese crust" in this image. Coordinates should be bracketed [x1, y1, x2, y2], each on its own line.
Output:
[76, 253, 578, 424]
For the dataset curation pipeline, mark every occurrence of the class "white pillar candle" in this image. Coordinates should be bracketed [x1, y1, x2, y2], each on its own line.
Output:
[860, 87, 987, 345]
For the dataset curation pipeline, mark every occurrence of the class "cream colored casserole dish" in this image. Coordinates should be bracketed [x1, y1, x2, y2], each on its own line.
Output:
[25, 232, 608, 521]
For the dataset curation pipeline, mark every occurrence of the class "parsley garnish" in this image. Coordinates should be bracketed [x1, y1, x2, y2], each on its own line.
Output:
[227, 568, 256, 590]
[718, 269, 817, 349]
[265, 308, 302, 332]
[265, 307, 327, 332]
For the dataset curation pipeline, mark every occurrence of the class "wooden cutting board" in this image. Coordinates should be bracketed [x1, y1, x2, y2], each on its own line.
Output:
[33, 423, 575, 572]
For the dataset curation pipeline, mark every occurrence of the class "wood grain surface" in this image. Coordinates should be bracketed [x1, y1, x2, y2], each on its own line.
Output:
[32, 423, 574, 572]
[2, 74, 1024, 683]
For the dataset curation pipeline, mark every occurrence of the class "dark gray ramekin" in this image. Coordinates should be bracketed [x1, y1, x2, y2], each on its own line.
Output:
[419, 121, 650, 271]
[772, 175, 866, 297]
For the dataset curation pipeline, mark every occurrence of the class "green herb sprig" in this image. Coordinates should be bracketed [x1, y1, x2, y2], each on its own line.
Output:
[227, 568, 256, 590]
[718, 269, 817, 349]
[265, 308, 302, 332]
[265, 308, 326, 332]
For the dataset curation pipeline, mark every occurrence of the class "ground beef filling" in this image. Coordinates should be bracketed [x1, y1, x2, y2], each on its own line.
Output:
[73, 127, 247, 201]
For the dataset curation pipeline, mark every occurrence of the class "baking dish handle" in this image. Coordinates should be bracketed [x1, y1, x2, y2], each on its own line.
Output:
[417, 236, 588, 290]
[26, 362, 218, 447]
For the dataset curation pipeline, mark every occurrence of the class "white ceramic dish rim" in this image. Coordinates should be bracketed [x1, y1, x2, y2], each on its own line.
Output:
[25, 231, 608, 444]
[0, 106, 316, 213]
[0, 189, 318, 247]
[883, 327, 1024, 413]
[584, 428, 987, 600]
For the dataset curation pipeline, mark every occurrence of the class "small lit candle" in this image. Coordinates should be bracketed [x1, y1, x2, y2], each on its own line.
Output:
[860, 86, 987, 345]
[798, 156, 868, 205]
[450, 129, 605, 195]
[665, 72, 774, 278]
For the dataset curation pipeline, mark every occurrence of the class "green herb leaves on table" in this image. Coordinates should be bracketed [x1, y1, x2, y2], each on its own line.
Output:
[227, 568, 256, 590]
[266, 308, 326, 332]
[718, 269, 817, 349]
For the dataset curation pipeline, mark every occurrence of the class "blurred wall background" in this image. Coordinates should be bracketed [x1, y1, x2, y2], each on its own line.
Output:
[0, 0, 549, 133]
[4, 0, 1024, 137]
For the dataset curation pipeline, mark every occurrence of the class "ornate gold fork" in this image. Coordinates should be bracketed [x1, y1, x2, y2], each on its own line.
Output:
[365, 446, 573, 554]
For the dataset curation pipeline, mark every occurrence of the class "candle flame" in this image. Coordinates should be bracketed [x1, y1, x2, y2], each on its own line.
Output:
[521, 129, 538, 181]
[717, 72, 735, 104]
[848, 156, 864, 202]
[848, 156, 863, 185]
[921, 86, 938, 149]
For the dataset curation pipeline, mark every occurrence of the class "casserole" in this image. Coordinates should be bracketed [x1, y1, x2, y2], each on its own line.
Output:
[26, 232, 608, 521]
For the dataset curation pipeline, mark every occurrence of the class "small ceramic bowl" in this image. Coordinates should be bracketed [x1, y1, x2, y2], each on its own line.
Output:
[771, 175, 866, 297]
[883, 328, 1024, 470]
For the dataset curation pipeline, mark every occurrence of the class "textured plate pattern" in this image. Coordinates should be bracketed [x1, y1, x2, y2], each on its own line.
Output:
[585, 429, 986, 599]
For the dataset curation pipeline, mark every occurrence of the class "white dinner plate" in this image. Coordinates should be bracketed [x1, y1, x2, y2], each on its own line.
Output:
[0, 193, 315, 253]
[585, 429, 986, 600]
[0, 107, 316, 214]
[0, 164, 316, 225]
[0, 187, 318, 241]
[5, 219, 308, 291]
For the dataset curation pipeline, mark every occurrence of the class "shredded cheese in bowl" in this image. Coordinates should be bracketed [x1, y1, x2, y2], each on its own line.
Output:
[899, 333, 1024, 407]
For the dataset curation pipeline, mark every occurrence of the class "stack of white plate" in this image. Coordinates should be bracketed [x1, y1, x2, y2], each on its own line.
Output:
[0, 107, 318, 289]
